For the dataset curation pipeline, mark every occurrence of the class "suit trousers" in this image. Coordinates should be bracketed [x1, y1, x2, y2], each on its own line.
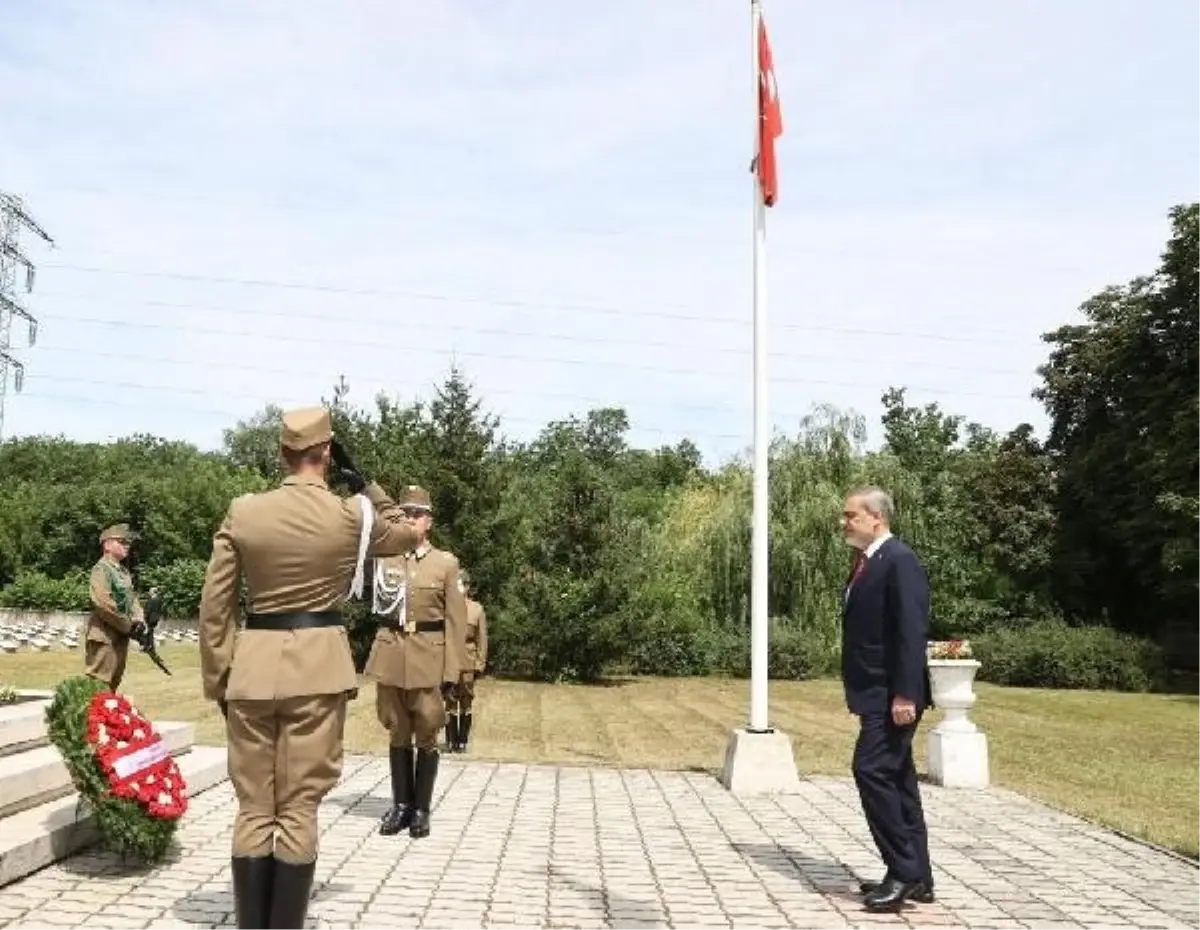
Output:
[852, 711, 933, 885]
[376, 684, 444, 749]
[226, 693, 348, 864]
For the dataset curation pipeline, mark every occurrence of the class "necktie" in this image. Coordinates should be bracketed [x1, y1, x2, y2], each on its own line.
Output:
[850, 551, 867, 585]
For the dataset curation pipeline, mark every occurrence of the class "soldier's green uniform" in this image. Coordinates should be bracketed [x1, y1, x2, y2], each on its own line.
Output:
[84, 523, 145, 691]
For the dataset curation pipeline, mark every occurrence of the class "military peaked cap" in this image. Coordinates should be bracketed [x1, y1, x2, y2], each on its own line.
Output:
[399, 485, 432, 511]
[99, 523, 136, 543]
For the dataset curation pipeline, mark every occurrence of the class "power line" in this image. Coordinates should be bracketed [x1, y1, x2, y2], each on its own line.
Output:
[12, 358, 1035, 456]
[41, 185, 732, 246]
[25, 362, 1025, 430]
[34, 184, 1135, 280]
[18, 346, 807, 419]
[34, 305, 1029, 378]
[28, 316, 1033, 400]
[13, 388, 754, 445]
[39, 290, 1035, 355]
[39, 263, 1037, 345]
[0, 192, 54, 442]
[10, 253, 1052, 446]
[12, 380, 1050, 456]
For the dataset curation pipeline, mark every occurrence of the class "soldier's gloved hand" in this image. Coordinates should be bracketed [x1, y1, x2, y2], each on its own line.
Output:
[440, 681, 457, 700]
[129, 620, 147, 642]
[329, 438, 367, 494]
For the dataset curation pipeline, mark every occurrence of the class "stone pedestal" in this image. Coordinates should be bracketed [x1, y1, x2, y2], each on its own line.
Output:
[720, 727, 802, 795]
[926, 659, 990, 788]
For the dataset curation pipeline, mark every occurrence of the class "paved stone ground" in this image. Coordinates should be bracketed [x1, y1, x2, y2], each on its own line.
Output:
[0, 754, 1195, 929]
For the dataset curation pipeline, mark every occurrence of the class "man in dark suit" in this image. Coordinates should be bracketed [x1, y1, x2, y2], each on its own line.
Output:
[840, 486, 935, 911]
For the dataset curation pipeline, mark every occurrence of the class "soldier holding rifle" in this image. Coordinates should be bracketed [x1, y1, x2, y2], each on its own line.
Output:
[199, 407, 420, 930]
[84, 523, 147, 691]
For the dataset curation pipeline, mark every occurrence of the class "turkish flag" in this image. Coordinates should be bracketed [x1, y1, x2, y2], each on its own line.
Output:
[757, 16, 783, 207]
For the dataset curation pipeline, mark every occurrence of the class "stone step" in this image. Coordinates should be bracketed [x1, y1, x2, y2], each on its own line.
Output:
[0, 743, 228, 887]
[0, 720, 197, 818]
[0, 692, 54, 757]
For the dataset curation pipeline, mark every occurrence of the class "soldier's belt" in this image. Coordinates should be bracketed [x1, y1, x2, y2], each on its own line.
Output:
[244, 611, 344, 630]
[382, 619, 445, 634]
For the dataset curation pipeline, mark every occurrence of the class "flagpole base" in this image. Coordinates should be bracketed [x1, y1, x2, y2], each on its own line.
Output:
[720, 727, 802, 796]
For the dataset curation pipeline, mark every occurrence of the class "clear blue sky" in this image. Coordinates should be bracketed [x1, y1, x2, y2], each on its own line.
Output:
[1, 0, 1196, 465]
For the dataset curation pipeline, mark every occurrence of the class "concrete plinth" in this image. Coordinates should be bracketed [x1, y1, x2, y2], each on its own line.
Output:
[927, 727, 990, 788]
[720, 727, 802, 795]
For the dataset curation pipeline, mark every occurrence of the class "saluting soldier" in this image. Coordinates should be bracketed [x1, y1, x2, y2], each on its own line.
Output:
[444, 568, 488, 753]
[84, 523, 147, 691]
[366, 485, 468, 839]
[199, 406, 420, 930]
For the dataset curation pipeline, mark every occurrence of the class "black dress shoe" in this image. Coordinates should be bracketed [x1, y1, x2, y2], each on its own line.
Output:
[380, 745, 416, 836]
[860, 875, 934, 903]
[863, 877, 924, 911]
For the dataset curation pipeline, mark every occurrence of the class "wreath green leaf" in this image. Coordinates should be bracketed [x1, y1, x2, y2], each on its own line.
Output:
[45, 675, 181, 862]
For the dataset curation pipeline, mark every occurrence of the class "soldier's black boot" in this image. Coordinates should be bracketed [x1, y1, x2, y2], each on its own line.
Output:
[231, 854, 274, 929]
[267, 858, 315, 929]
[459, 713, 473, 752]
[379, 745, 415, 836]
[409, 747, 439, 839]
[445, 713, 460, 753]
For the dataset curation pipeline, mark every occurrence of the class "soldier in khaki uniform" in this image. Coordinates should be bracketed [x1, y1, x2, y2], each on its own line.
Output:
[444, 569, 487, 753]
[199, 407, 420, 930]
[366, 485, 468, 839]
[84, 524, 147, 691]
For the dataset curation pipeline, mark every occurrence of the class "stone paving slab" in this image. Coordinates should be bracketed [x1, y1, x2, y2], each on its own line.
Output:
[0, 754, 1195, 929]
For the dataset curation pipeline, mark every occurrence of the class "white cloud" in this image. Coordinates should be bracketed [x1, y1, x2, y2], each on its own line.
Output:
[0, 0, 1195, 466]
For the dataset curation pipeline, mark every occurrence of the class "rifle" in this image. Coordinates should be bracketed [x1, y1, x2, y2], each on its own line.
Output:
[101, 561, 172, 676]
[131, 618, 173, 677]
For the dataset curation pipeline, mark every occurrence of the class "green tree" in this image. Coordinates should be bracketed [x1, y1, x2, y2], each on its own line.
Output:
[1036, 202, 1199, 635]
[879, 388, 1001, 632]
[494, 410, 632, 681]
[418, 367, 507, 602]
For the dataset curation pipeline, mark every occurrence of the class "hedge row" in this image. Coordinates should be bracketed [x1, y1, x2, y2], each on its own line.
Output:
[0, 562, 208, 618]
[0, 566, 1170, 693]
[971, 622, 1169, 692]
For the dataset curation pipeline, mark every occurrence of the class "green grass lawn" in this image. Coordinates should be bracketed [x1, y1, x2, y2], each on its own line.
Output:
[4, 643, 1196, 858]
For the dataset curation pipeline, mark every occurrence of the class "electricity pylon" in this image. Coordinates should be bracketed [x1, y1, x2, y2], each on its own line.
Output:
[0, 191, 54, 443]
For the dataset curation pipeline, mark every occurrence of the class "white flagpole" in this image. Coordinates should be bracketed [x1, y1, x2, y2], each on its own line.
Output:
[749, 0, 770, 734]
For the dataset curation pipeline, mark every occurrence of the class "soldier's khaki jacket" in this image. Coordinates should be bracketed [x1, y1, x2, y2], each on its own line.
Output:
[198, 477, 419, 703]
[86, 557, 143, 647]
[465, 598, 488, 674]
[365, 544, 468, 690]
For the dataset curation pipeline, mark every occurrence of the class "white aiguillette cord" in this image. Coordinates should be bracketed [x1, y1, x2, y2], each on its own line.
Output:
[348, 493, 374, 599]
[372, 554, 405, 616]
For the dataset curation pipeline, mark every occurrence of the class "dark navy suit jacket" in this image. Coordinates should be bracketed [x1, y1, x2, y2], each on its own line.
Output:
[841, 536, 932, 717]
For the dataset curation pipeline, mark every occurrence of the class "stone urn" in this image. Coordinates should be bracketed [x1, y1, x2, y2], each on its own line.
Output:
[928, 658, 982, 734]
[926, 646, 989, 788]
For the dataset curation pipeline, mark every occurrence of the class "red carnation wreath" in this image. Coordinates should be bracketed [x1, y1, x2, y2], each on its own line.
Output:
[85, 692, 189, 820]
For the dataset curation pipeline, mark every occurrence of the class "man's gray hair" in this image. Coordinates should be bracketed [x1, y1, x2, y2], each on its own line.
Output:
[848, 485, 895, 525]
